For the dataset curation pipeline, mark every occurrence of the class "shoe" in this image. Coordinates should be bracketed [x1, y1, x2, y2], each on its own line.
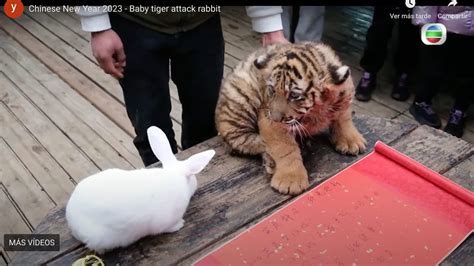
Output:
[409, 101, 442, 128]
[444, 109, 466, 138]
[391, 73, 411, 101]
[355, 72, 376, 102]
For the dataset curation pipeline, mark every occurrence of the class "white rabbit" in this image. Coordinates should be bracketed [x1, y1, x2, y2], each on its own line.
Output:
[65, 126, 215, 254]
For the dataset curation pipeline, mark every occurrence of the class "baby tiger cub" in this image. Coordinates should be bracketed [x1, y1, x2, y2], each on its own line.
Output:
[216, 42, 366, 195]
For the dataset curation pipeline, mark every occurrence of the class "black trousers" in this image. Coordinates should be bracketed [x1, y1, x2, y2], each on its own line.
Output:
[414, 33, 474, 111]
[110, 14, 224, 166]
[360, 6, 419, 74]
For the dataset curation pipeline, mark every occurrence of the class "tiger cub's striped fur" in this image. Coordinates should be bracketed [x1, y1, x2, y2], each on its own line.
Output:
[216, 42, 366, 195]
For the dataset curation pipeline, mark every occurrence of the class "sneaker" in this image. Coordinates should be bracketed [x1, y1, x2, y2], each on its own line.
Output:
[355, 72, 376, 102]
[444, 109, 466, 138]
[391, 73, 411, 101]
[409, 101, 442, 128]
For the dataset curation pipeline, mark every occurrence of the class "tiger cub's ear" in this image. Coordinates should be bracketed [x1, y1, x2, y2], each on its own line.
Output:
[329, 65, 350, 85]
[254, 52, 276, 69]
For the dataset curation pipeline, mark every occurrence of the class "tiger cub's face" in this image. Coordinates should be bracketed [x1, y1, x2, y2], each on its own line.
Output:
[264, 63, 321, 125]
[255, 44, 351, 128]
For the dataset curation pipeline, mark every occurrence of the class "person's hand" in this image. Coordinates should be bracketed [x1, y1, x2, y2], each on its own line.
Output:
[91, 29, 126, 79]
[261, 30, 289, 47]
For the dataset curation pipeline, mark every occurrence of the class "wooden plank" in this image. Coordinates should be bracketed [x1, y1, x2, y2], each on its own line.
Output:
[220, 14, 257, 61]
[370, 81, 413, 114]
[223, 65, 233, 77]
[46, 12, 90, 42]
[440, 154, 474, 265]
[10, 207, 87, 265]
[324, 20, 367, 51]
[221, 7, 252, 26]
[441, 233, 474, 266]
[0, 138, 55, 227]
[169, 81, 183, 121]
[12, 116, 418, 264]
[0, 14, 134, 136]
[220, 13, 256, 39]
[391, 125, 474, 174]
[224, 53, 241, 69]
[66, 12, 81, 22]
[443, 156, 474, 192]
[0, 250, 8, 265]
[463, 130, 474, 144]
[0, 104, 75, 204]
[222, 30, 259, 53]
[0, 53, 135, 172]
[225, 42, 252, 61]
[0, 30, 142, 169]
[350, 68, 413, 116]
[12, 12, 124, 104]
[325, 7, 370, 42]
[352, 101, 400, 119]
[349, 67, 402, 119]
[0, 184, 32, 262]
[0, 72, 100, 180]
[26, 12, 96, 63]
[172, 119, 182, 151]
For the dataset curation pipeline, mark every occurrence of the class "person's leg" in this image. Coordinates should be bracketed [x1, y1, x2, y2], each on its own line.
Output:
[414, 44, 445, 103]
[170, 15, 224, 149]
[452, 87, 472, 112]
[391, 7, 420, 101]
[446, 33, 474, 111]
[110, 14, 178, 166]
[282, 6, 296, 42]
[293, 6, 325, 42]
[409, 40, 445, 128]
[359, 6, 395, 73]
[356, 6, 396, 101]
[444, 80, 472, 138]
[444, 34, 474, 137]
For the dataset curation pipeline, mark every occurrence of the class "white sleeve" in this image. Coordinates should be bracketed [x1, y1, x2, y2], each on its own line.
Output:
[245, 6, 283, 33]
[75, 6, 111, 32]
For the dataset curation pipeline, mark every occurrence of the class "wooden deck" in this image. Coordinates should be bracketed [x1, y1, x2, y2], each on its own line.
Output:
[0, 6, 472, 263]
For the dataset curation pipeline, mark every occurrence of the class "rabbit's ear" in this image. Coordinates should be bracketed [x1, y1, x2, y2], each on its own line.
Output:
[147, 126, 176, 166]
[183, 150, 215, 176]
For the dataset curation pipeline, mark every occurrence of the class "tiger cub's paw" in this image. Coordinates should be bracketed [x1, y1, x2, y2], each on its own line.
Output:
[332, 127, 367, 155]
[271, 165, 309, 195]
